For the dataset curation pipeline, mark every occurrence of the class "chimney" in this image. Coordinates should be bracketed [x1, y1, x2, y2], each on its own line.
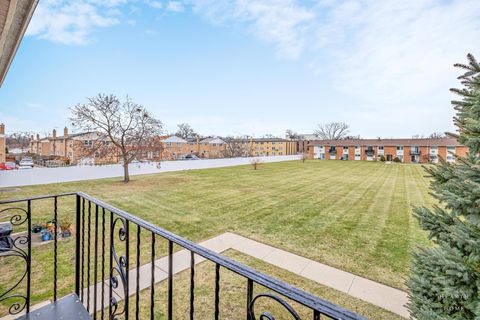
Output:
[36, 133, 40, 140]
[64, 127, 68, 138]
[0, 123, 4, 135]
[52, 129, 57, 139]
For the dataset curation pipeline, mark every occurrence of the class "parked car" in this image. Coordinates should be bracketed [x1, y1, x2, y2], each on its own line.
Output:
[18, 165, 33, 170]
[0, 162, 17, 170]
[184, 154, 199, 160]
[19, 158, 34, 167]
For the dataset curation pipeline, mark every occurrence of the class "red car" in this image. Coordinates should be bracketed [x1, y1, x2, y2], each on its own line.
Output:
[0, 162, 17, 170]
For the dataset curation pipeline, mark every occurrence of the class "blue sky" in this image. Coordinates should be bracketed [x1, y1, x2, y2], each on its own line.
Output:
[1, 0, 479, 138]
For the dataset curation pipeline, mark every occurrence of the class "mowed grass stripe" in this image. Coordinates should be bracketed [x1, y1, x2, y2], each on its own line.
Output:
[0, 160, 432, 294]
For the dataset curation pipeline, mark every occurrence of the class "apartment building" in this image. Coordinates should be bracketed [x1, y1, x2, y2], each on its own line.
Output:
[251, 138, 297, 156]
[161, 136, 298, 159]
[309, 138, 467, 163]
[29, 128, 119, 164]
[0, 123, 5, 163]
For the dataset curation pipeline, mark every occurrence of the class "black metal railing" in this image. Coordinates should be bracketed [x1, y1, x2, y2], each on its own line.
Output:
[0, 192, 365, 320]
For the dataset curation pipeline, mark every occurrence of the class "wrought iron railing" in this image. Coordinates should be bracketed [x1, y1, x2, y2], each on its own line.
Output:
[0, 192, 365, 319]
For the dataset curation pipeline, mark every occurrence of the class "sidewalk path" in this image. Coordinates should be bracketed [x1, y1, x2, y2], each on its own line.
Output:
[85, 232, 409, 318]
[0, 155, 300, 188]
[2, 232, 408, 319]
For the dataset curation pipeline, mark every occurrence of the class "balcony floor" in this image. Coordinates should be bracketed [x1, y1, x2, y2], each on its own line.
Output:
[16, 294, 88, 320]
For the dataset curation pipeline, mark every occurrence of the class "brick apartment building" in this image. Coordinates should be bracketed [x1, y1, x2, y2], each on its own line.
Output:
[29, 128, 119, 164]
[161, 136, 226, 160]
[309, 138, 467, 163]
[0, 123, 5, 163]
[161, 136, 299, 159]
[244, 138, 297, 157]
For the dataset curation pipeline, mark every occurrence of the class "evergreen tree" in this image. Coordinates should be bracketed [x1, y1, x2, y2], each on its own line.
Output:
[408, 54, 480, 319]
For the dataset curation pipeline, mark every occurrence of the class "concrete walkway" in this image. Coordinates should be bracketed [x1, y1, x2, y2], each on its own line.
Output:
[2, 232, 409, 319]
[88, 232, 408, 318]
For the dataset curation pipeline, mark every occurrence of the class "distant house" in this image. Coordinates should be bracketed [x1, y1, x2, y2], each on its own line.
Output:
[199, 137, 225, 158]
[309, 138, 468, 163]
[29, 127, 119, 165]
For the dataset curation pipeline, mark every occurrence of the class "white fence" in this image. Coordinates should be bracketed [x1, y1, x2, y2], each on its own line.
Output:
[0, 155, 301, 188]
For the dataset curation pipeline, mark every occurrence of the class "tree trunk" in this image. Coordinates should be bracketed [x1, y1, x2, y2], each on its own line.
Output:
[123, 162, 130, 183]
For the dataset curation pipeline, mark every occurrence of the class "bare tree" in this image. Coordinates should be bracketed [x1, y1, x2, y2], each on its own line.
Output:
[314, 122, 350, 140]
[250, 158, 263, 170]
[176, 123, 197, 139]
[428, 132, 445, 139]
[263, 133, 276, 138]
[222, 137, 254, 158]
[70, 94, 163, 182]
[6, 131, 33, 150]
[285, 129, 302, 140]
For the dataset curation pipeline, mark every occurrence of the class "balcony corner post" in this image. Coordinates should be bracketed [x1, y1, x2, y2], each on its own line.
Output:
[75, 194, 81, 297]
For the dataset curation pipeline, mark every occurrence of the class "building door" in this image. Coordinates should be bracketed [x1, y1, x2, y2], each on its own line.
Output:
[386, 154, 393, 161]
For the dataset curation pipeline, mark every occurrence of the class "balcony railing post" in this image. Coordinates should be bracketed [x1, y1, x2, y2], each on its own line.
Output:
[75, 194, 81, 297]
[246, 279, 253, 320]
[26, 200, 32, 314]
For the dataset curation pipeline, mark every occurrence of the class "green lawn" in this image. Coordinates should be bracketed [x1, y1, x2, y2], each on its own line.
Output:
[0, 160, 433, 318]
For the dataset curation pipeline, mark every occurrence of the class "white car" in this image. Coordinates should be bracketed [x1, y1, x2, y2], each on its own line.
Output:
[18, 165, 33, 170]
[19, 158, 34, 167]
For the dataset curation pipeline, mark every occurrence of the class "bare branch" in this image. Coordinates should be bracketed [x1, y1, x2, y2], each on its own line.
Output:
[70, 94, 163, 182]
[314, 122, 350, 140]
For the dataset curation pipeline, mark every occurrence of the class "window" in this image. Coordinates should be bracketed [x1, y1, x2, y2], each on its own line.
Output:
[343, 146, 349, 150]
[84, 140, 92, 147]
[378, 146, 384, 150]
[396, 146, 403, 150]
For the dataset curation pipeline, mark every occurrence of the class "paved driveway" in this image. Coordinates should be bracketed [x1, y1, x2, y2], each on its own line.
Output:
[0, 155, 301, 188]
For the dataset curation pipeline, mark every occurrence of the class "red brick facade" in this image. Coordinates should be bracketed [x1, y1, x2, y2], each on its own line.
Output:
[309, 138, 468, 164]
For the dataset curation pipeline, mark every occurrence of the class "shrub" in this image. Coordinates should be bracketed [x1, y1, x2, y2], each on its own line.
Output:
[393, 157, 401, 163]
[380, 155, 386, 162]
[250, 158, 263, 170]
[301, 153, 309, 163]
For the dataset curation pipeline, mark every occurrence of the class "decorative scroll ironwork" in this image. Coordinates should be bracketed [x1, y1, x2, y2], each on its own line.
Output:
[248, 293, 302, 320]
[110, 217, 128, 320]
[0, 207, 30, 316]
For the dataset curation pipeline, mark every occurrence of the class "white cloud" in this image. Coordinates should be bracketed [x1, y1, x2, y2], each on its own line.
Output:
[189, 0, 315, 59]
[185, 0, 480, 134]
[145, 0, 163, 9]
[26, 0, 121, 45]
[167, 1, 185, 12]
[313, 0, 480, 104]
